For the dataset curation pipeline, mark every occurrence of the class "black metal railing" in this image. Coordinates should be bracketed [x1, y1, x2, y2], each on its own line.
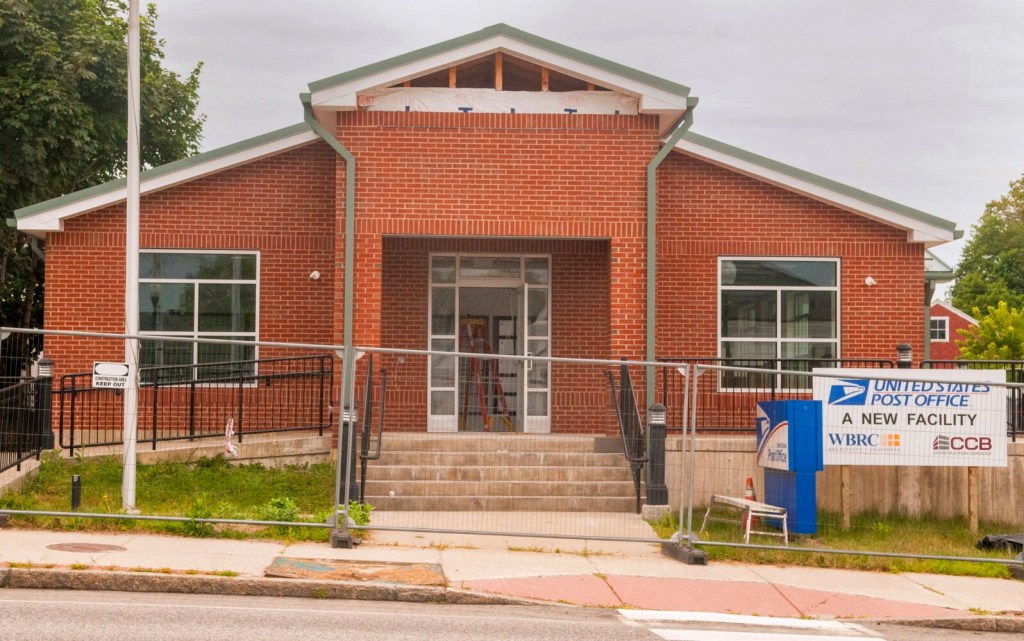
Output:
[921, 360, 1024, 441]
[59, 354, 333, 455]
[358, 354, 387, 504]
[0, 376, 53, 474]
[608, 362, 647, 514]
[658, 357, 895, 433]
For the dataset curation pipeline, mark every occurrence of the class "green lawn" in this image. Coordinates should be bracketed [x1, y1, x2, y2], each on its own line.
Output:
[0, 453, 339, 542]
[649, 509, 1021, 579]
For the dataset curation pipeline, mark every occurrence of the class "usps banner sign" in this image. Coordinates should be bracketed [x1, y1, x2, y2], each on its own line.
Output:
[812, 368, 1007, 467]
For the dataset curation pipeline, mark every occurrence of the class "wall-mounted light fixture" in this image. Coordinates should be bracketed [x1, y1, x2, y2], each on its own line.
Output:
[309, 270, 321, 281]
[864, 276, 876, 287]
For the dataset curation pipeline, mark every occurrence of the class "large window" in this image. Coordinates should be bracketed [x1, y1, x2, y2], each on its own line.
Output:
[139, 251, 258, 382]
[930, 317, 949, 342]
[720, 258, 839, 389]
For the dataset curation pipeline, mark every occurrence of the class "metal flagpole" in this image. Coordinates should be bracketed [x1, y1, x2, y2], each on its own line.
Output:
[122, 0, 141, 513]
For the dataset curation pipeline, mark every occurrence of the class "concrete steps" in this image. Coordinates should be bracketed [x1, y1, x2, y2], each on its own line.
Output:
[360, 433, 641, 512]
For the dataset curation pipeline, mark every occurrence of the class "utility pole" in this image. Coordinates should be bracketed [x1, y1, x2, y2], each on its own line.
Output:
[122, 0, 141, 513]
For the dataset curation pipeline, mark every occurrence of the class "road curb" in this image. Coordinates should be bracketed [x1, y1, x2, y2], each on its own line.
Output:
[1, 567, 539, 606]
[889, 616, 1024, 634]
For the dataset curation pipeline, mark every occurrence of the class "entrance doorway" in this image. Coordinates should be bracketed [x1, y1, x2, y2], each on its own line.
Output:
[428, 256, 550, 433]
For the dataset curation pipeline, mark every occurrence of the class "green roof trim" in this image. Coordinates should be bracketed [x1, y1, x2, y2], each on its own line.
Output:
[307, 23, 691, 98]
[15, 122, 313, 219]
[680, 131, 959, 235]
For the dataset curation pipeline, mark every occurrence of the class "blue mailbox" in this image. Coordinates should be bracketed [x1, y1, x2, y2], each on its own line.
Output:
[756, 400, 823, 535]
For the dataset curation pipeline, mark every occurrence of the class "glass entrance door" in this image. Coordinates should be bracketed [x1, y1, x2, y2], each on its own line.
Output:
[428, 255, 550, 433]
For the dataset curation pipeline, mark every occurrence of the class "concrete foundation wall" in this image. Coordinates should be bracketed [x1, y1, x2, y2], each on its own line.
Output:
[665, 436, 1024, 526]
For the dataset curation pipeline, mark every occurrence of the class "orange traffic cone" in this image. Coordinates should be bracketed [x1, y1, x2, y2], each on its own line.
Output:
[744, 476, 759, 527]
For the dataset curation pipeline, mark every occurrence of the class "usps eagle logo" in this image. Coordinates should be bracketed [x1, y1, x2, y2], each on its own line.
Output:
[828, 379, 868, 405]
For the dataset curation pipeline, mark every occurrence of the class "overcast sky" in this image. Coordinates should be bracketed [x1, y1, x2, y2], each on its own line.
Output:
[154, 0, 1024, 291]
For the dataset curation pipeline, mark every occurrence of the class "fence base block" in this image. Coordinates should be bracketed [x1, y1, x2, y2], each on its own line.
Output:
[1012, 554, 1024, 582]
[329, 528, 359, 549]
[0, 513, 9, 528]
[642, 504, 671, 521]
[661, 541, 708, 565]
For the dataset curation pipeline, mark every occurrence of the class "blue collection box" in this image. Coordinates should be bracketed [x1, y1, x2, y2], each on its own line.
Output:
[756, 400, 823, 535]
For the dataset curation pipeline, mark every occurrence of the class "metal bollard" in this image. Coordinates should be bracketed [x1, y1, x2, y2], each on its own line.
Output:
[71, 475, 82, 511]
[646, 403, 669, 506]
[897, 343, 913, 368]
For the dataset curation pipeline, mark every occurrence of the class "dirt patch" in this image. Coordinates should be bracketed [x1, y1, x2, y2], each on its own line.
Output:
[46, 543, 127, 553]
[265, 557, 446, 587]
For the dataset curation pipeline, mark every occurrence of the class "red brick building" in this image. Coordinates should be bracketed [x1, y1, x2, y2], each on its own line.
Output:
[15, 25, 959, 435]
[928, 301, 978, 361]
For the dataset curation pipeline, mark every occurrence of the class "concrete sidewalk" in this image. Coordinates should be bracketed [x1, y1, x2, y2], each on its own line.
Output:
[2, 524, 1023, 631]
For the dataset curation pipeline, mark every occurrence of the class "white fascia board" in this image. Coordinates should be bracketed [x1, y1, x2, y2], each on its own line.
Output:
[17, 130, 320, 233]
[311, 35, 690, 112]
[674, 138, 955, 246]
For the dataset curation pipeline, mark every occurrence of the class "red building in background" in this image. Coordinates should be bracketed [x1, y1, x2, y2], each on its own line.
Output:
[929, 301, 979, 361]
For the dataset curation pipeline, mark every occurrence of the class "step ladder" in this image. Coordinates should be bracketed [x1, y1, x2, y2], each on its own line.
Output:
[460, 319, 514, 432]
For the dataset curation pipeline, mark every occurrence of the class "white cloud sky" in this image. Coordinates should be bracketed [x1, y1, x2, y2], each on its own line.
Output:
[153, 0, 1024, 287]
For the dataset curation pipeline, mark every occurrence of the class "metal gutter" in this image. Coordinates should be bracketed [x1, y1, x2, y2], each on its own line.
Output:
[301, 94, 357, 516]
[645, 98, 698, 406]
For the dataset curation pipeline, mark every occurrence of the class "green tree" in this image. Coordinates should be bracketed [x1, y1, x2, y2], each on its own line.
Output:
[957, 301, 1024, 360]
[0, 0, 203, 376]
[950, 175, 1024, 314]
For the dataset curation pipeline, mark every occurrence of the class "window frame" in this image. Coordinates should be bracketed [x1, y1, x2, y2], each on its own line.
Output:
[718, 256, 841, 391]
[138, 249, 260, 384]
[930, 316, 949, 342]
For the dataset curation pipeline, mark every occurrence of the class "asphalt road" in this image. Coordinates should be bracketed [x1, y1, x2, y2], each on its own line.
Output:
[2, 589, 1020, 641]
[0, 589, 653, 641]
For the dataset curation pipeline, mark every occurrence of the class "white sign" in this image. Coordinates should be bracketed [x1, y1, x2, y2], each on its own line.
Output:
[93, 362, 132, 389]
[812, 368, 1007, 467]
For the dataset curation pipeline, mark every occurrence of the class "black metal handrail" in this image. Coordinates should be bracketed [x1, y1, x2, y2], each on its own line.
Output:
[358, 355, 387, 504]
[58, 354, 333, 455]
[607, 362, 647, 514]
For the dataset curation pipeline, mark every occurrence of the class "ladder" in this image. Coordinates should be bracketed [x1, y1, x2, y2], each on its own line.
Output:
[460, 319, 514, 432]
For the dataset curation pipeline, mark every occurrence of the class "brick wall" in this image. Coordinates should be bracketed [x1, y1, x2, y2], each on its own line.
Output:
[41, 111, 933, 437]
[656, 152, 925, 362]
[333, 111, 658, 364]
[43, 142, 337, 378]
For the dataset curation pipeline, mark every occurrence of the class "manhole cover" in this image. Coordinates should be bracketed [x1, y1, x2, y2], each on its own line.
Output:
[46, 543, 127, 553]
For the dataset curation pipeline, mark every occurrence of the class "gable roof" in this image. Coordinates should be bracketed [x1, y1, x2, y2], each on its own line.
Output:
[674, 132, 960, 247]
[931, 300, 979, 325]
[14, 123, 319, 234]
[307, 23, 692, 134]
[13, 24, 961, 247]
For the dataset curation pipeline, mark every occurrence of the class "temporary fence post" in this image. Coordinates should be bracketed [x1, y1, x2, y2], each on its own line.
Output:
[331, 348, 362, 548]
[661, 363, 708, 565]
[236, 365, 245, 443]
